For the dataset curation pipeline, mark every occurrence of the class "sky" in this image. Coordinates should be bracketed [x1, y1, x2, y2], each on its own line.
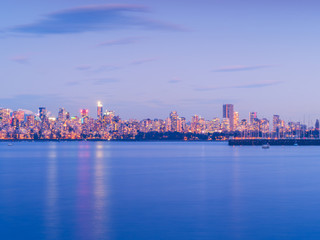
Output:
[1, 0, 320, 122]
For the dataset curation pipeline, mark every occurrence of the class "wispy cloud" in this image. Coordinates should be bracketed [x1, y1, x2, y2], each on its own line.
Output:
[75, 65, 92, 71]
[179, 98, 235, 105]
[91, 78, 119, 85]
[9, 4, 184, 35]
[131, 58, 156, 65]
[168, 77, 181, 84]
[66, 78, 119, 86]
[194, 81, 283, 91]
[11, 55, 29, 64]
[75, 64, 121, 73]
[213, 65, 273, 72]
[66, 81, 81, 86]
[97, 37, 141, 47]
[94, 65, 121, 72]
[0, 94, 76, 113]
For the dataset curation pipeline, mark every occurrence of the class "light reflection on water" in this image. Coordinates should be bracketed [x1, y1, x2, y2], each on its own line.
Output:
[46, 142, 59, 240]
[93, 142, 108, 239]
[1, 142, 320, 239]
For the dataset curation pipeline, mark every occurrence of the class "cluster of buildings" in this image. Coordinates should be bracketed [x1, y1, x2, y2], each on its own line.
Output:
[0, 103, 319, 140]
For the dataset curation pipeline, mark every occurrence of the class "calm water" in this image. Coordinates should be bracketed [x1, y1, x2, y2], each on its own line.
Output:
[1, 142, 320, 239]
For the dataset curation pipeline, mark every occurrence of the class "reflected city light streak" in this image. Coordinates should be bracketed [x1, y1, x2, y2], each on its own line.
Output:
[93, 142, 109, 238]
[230, 153, 243, 237]
[76, 142, 92, 239]
[45, 143, 59, 239]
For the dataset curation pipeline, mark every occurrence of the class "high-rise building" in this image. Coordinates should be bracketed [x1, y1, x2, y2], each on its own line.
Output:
[233, 112, 239, 130]
[39, 107, 47, 121]
[165, 117, 171, 132]
[11, 117, 19, 129]
[180, 117, 186, 132]
[0, 108, 11, 124]
[58, 108, 66, 122]
[170, 111, 179, 132]
[13, 110, 25, 123]
[223, 104, 234, 131]
[97, 101, 103, 119]
[26, 115, 35, 126]
[315, 119, 319, 130]
[191, 115, 200, 133]
[249, 112, 257, 124]
[81, 109, 89, 118]
[273, 115, 280, 132]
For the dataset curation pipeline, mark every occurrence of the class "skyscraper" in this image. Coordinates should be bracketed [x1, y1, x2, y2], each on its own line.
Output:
[58, 108, 66, 122]
[273, 115, 280, 132]
[234, 112, 239, 130]
[39, 107, 47, 121]
[81, 109, 89, 118]
[249, 112, 257, 124]
[223, 104, 234, 131]
[97, 101, 103, 119]
[170, 111, 179, 132]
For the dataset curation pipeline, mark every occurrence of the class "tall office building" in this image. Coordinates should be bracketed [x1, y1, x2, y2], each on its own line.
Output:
[273, 115, 280, 132]
[170, 111, 179, 132]
[80, 109, 89, 118]
[13, 110, 24, 123]
[58, 108, 66, 122]
[223, 104, 234, 131]
[249, 112, 257, 124]
[315, 119, 319, 130]
[97, 101, 103, 119]
[0, 108, 10, 124]
[39, 107, 47, 121]
[26, 115, 35, 126]
[234, 112, 239, 130]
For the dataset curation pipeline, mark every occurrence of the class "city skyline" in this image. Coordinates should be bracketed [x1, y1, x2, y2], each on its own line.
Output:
[2, 1, 320, 120]
[0, 101, 319, 126]
[1, 103, 319, 140]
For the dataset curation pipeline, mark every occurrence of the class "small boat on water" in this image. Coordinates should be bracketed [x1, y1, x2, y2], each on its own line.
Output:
[7, 143, 13, 146]
[262, 144, 270, 149]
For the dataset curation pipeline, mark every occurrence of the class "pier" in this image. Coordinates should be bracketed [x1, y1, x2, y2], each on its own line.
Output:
[229, 139, 320, 146]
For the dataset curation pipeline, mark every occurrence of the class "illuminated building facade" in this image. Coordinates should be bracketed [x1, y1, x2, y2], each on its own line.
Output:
[97, 102, 103, 119]
[223, 104, 234, 131]
[39, 107, 47, 121]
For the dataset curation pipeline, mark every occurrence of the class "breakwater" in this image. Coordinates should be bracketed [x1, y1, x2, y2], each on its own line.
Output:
[229, 139, 320, 146]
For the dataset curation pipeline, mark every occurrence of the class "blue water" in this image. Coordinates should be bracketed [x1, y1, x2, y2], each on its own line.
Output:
[1, 142, 320, 239]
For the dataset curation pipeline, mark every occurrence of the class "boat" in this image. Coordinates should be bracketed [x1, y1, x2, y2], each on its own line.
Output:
[7, 143, 13, 146]
[293, 143, 298, 146]
[262, 144, 270, 149]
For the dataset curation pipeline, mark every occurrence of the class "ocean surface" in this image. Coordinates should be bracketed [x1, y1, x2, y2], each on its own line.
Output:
[1, 142, 320, 240]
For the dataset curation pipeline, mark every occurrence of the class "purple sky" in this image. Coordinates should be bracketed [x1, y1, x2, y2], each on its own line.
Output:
[1, 0, 320, 122]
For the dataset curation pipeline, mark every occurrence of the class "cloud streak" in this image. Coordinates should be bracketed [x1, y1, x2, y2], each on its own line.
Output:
[97, 37, 141, 47]
[213, 65, 273, 72]
[11, 55, 29, 64]
[168, 77, 181, 84]
[194, 81, 283, 91]
[75, 64, 121, 73]
[130, 58, 156, 65]
[92, 78, 119, 85]
[9, 4, 184, 35]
